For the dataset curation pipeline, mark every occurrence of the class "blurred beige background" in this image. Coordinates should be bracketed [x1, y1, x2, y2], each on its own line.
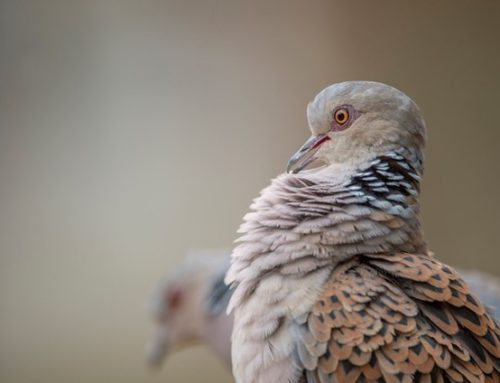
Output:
[0, 1, 499, 382]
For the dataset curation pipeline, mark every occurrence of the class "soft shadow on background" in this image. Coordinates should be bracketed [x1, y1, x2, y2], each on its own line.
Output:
[0, 1, 499, 383]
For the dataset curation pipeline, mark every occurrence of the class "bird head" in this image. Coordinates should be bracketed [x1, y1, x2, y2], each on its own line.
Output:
[146, 252, 230, 368]
[287, 81, 426, 174]
[146, 260, 213, 368]
[146, 281, 197, 368]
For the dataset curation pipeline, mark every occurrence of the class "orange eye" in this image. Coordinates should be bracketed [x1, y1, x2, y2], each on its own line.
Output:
[334, 108, 349, 124]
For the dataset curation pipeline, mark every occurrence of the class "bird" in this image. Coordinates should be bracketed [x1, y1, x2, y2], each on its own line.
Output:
[145, 253, 500, 374]
[147, 251, 233, 368]
[225, 81, 500, 383]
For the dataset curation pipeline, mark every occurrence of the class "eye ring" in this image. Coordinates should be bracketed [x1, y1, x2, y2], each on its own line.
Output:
[334, 108, 350, 125]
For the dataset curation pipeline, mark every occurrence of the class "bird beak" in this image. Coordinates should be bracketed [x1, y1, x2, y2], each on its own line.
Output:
[286, 133, 330, 174]
[146, 330, 170, 369]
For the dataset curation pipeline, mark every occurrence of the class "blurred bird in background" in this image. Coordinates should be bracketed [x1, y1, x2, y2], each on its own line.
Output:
[147, 251, 233, 368]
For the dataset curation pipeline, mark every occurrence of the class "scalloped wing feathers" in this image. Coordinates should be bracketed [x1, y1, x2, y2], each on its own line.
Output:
[296, 253, 500, 383]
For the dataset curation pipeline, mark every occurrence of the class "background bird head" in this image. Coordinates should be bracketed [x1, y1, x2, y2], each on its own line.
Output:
[287, 81, 426, 175]
[146, 259, 207, 367]
[147, 276, 197, 367]
[146, 252, 230, 368]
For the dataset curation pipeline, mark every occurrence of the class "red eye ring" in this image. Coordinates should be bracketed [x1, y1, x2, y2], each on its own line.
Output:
[334, 108, 349, 125]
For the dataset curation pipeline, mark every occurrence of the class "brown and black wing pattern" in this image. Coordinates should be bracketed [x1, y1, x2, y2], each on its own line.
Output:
[294, 254, 500, 383]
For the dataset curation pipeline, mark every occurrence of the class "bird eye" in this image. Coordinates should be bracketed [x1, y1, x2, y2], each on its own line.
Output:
[334, 108, 349, 125]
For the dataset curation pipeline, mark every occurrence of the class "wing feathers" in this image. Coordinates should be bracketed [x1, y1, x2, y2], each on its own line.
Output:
[295, 253, 500, 383]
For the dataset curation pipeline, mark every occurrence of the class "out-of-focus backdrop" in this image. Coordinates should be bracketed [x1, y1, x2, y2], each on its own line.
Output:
[1, 1, 499, 382]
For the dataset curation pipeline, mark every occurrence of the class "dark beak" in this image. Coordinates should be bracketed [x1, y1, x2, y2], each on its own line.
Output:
[286, 133, 330, 174]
